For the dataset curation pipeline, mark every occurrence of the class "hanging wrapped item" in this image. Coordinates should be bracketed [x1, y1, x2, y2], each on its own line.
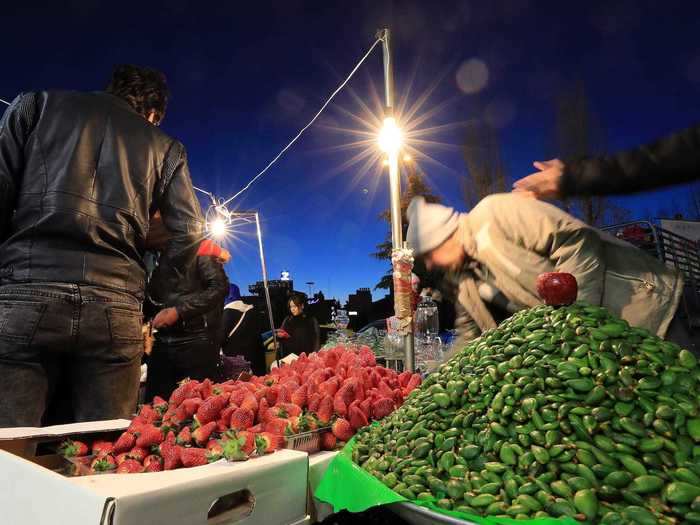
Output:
[391, 247, 414, 335]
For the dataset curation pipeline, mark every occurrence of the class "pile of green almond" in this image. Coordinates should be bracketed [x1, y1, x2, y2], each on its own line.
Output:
[352, 303, 700, 524]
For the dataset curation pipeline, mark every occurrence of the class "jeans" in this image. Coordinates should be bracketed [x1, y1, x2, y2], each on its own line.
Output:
[0, 283, 143, 427]
[145, 332, 219, 401]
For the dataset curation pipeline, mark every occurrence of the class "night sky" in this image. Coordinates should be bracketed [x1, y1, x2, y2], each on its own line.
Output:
[2, 1, 700, 303]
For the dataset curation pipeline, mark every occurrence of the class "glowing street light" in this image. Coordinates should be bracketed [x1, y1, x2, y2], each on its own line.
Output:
[208, 217, 228, 239]
[378, 117, 402, 153]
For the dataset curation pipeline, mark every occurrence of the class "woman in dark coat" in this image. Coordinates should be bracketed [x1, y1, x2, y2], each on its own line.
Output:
[279, 294, 320, 357]
[220, 284, 266, 376]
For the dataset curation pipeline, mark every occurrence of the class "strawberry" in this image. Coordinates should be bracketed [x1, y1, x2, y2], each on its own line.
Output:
[406, 373, 421, 393]
[135, 424, 164, 448]
[182, 397, 203, 418]
[59, 439, 88, 457]
[145, 460, 163, 472]
[137, 404, 160, 424]
[316, 395, 334, 425]
[113, 431, 136, 454]
[263, 417, 292, 435]
[320, 432, 337, 451]
[207, 439, 224, 456]
[126, 447, 148, 462]
[176, 426, 192, 445]
[91, 440, 114, 457]
[257, 398, 270, 423]
[349, 404, 369, 430]
[180, 447, 210, 467]
[192, 421, 217, 446]
[195, 394, 228, 425]
[115, 452, 131, 465]
[169, 379, 199, 407]
[318, 379, 339, 398]
[221, 434, 248, 461]
[398, 370, 412, 388]
[358, 346, 376, 367]
[237, 431, 256, 455]
[265, 385, 280, 405]
[152, 396, 169, 414]
[393, 388, 404, 406]
[248, 424, 263, 433]
[331, 418, 354, 442]
[143, 454, 162, 469]
[291, 385, 307, 408]
[116, 459, 143, 474]
[230, 407, 255, 431]
[275, 402, 302, 418]
[197, 378, 213, 400]
[230, 389, 248, 407]
[159, 441, 181, 470]
[307, 393, 322, 413]
[333, 394, 348, 418]
[288, 416, 301, 433]
[165, 430, 176, 444]
[303, 414, 319, 431]
[378, 380, 394, 399]
[360, 398, 373, 419]
[255, 432, 283, 454]
[240, 394, 258, 413]
[90, 455, 116, 472]
[371, 397, 395, 420]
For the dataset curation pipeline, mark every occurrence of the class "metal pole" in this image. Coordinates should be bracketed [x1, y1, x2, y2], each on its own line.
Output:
[255, 212, 280, 367]
[380, 27, 415, 372]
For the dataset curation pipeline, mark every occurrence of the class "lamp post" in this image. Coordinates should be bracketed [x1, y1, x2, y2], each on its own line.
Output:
[378, 28, 415, 372]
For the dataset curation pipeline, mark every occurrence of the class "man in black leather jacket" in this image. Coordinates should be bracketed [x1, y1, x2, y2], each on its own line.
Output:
[144, 233, 229, 400]
[0, 65, 204, 426]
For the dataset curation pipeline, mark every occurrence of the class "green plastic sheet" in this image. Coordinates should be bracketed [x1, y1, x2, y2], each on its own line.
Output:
[315, 438, 578, 525]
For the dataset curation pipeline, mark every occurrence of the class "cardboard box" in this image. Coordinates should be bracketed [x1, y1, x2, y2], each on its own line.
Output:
[0, 420, 310, 525]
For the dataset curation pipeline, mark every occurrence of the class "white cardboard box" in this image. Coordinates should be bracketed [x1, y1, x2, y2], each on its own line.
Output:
[0, 420, 310, 525]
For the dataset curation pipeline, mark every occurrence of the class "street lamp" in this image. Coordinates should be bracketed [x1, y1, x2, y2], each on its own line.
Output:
[378, 27, 415, 372]
[208, 217, 228, 239]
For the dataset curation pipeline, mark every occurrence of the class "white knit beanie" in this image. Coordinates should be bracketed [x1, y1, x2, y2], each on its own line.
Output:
[406, 196, 460, 255]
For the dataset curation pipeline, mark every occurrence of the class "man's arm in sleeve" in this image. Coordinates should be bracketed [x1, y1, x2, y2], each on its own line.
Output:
[562, 123, 700, 197]
[176, 256, 229, 321]
[0, 93, 38, 241]
[154, 141, 204, 271]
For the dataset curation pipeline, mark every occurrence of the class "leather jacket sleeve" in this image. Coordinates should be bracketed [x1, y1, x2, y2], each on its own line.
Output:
[561, 123, 700, 197]
[175, 255, 229, 321]
[0, 93, 37, 242]
[153, 141, 204, 271]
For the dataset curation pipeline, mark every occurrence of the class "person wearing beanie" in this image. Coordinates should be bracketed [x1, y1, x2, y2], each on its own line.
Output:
[220, 284, 266, 376]
[406, 194, 690, 352]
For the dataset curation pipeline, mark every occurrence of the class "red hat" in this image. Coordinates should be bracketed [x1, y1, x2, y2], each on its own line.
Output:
[197, 240, 231, 262]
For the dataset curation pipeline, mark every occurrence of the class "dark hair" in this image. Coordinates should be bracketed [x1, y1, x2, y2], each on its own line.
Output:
[289, 294, 305, 309]
[106, 64, 169, 124]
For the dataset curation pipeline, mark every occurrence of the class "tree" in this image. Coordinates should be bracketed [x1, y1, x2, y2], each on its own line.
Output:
[461, 120, 509, 209]
[554, 81, 630, 226]
[372, 160, 443, 290]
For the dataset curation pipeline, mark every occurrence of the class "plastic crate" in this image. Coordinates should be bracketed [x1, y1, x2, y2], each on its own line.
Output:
[284, 428, 331, 454]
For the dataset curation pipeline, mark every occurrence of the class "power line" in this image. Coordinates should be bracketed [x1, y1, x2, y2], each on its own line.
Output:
[0, 98, 11, 106]
[220, 37, 382, 207]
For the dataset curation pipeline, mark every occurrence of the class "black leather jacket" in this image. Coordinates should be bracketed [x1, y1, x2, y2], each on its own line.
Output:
[0, 91, 204, 299]
[148, 253, 229, 341]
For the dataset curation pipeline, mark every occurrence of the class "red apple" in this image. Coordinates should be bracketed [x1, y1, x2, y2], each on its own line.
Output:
[536, 272, 578, 306]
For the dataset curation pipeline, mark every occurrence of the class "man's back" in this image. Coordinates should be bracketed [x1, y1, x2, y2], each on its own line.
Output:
[0, 90, 192, 298]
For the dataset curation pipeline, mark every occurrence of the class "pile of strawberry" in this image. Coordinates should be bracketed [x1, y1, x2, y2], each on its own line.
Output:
[59, 345, 421, 475]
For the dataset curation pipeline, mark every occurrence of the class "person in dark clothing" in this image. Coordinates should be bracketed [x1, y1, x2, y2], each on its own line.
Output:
[145, 237, 229, 400]
[279, 294, 320, 358]
[0, 65, 203, 427]
[221, 284, 266, 376]
[512, 123, 700, 199]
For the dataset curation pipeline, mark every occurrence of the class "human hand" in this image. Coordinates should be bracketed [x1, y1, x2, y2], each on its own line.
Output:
[152, 307, 179, 329]
[512, 159, 565, 199]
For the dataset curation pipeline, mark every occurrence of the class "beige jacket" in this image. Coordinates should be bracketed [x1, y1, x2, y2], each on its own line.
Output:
[452, 194, 684, 344]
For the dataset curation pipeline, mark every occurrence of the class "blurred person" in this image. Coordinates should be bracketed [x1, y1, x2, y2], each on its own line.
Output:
[406, 195, 689, 351]
[0, 65, 203, 427]
[512, 123, 700, 199]
[144, 234, 229, 400]
[221, 284, 266, 376]
[278, 294, 320, 358]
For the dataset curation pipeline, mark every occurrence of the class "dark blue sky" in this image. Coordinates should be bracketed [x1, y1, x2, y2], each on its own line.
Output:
[3, 1, 700, 303]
